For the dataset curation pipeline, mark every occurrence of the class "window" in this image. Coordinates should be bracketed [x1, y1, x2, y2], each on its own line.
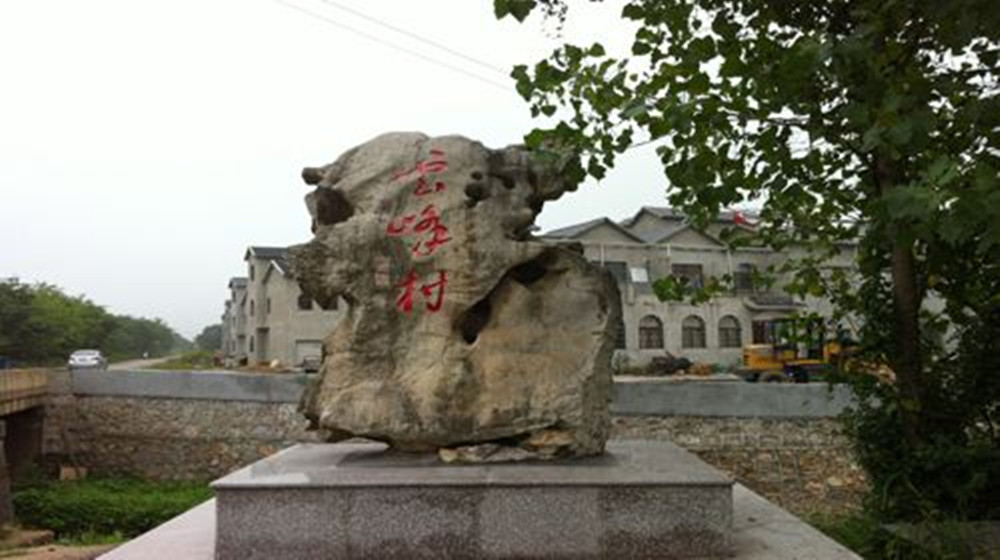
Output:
[671, 264, 704, 290]
[734, 264, 755, 294]
[718, 316, 742, 348]
[250, 265, 255, 281]
[250, 300, 255, 316]
[249, 336, 255, 352]
[638, 315, 664, 349]
[600, 261, 629, 284]
[297, 294, 314, 311]
[682, 315, 706, 348]
[266, 298, 271, 314]
[752, 320, 773, 344]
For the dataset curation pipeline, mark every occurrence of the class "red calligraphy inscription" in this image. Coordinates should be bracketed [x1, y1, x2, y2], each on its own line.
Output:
[413, 176, 446, 196]
[385, 205, 451, 257]
[395, 270, 448, 314]
[392, 149, 448, 182]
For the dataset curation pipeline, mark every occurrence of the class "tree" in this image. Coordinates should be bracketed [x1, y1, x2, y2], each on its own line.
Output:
[0, 279, 33, 359]
[0, 278, 189, 364]
[496, 0, 1000, 519]
[194, 324, 222, 352]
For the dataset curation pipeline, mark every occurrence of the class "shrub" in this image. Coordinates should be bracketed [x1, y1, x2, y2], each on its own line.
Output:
[153, 350, 216, 371]
[12, 477, 212, 540]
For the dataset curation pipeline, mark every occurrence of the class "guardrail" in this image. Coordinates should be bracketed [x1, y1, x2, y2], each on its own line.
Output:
[56, 369, 857, 418]
[0, 369, 49, 415]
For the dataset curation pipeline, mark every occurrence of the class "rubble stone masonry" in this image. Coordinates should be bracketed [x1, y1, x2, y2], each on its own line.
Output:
[42, 370, 866, 517]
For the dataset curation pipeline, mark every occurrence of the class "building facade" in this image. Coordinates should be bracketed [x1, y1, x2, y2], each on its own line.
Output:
[542, 207, 854, 367]
[221, 246, 345, 367]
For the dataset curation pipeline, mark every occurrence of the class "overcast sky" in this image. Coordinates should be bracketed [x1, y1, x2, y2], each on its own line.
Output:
[1, 0, 671, 338]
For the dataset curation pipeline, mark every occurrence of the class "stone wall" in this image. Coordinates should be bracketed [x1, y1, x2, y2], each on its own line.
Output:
[44, 394, 317, 480]
[41, 370, 866, 516]
[610, 416, 866, 517]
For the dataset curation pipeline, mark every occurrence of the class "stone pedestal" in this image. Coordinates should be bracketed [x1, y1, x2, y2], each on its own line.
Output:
[212, 440, 733, 559]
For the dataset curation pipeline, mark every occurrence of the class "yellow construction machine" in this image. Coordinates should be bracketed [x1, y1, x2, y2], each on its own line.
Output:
[739, 318, 852, 382]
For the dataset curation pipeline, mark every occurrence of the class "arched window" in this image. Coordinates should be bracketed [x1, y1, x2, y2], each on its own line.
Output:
[682, 315, 706, 348]
[718, 316, 742, 348]
[638, 315, 664, 349]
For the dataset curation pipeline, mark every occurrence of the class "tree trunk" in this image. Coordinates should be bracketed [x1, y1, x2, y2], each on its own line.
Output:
[876, 154, 924, 444]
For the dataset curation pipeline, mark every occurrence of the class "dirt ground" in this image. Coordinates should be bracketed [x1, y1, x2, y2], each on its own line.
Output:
[0, 529, 116, 560]
[0, 544, 117, 560]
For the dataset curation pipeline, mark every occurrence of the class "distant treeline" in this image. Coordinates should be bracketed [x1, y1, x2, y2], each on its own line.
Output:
[0, 278, 190, 365]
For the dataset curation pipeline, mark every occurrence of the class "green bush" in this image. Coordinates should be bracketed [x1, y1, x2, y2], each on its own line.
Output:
[12, 477, 212, 540]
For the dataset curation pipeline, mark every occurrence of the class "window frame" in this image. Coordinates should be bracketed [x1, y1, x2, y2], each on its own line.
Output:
[638, 315, 665, 349]
[681, 315, 707, 348]
[718, 315, 742, 348]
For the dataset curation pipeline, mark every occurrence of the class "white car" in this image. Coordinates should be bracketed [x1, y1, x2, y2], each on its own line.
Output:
[68, 349, 108, 371]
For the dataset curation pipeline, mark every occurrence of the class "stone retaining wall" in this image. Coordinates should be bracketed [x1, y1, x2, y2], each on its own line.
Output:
[42, 370, 866, 516]
[43, 394, 317, 480]
[610, 416, 866, 517]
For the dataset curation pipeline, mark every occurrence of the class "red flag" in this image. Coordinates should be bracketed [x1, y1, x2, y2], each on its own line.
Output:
[732, 211, 754, 227]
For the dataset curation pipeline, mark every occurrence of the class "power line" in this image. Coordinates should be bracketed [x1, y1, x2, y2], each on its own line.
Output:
[316, 0, 508, 76]
[272, 0, 512, 93]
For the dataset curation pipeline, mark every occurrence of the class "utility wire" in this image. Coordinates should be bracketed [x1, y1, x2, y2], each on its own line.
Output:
[272, 0, 512, 93]
[316, 0, 509, 76]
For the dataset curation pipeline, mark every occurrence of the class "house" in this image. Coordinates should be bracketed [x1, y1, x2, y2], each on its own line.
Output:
[541, 207, 855, 367]
[220, 246, 345, 367]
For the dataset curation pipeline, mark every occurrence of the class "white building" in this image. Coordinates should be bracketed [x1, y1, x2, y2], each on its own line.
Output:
[541, 207, 854, 367]
[221, 246, 345, 367]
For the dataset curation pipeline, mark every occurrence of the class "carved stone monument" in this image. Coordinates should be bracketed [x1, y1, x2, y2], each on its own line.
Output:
[289, 132, 620, 462]
[210, 133, 735, 559]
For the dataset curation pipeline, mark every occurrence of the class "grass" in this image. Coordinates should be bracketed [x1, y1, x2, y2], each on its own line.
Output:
[809, 512, 892, 558]
[12, 476, 212, 543]
[806, 513, 995, 559]
[151, 350, 216, 370]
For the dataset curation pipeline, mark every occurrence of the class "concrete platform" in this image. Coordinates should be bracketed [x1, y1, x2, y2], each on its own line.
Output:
[213, 441, 733, 559]
[100, 442, 861, 560]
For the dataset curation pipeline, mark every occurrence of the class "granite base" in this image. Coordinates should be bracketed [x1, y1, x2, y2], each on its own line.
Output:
[212, 440, 733, 559]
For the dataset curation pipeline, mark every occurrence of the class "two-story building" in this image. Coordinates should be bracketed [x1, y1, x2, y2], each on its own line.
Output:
[542, 207, 854, 367]
[221, 246, 345, 367]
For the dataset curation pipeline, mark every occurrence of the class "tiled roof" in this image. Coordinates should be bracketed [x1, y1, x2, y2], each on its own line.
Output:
[543, 217, 609, 238]
[228, 277, 248, 288]
[246, 246, 288, 260]
[622, 206, 759, 227]
[541, 217, 646, 243]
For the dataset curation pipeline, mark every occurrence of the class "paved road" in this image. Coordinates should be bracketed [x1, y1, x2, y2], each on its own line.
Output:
[109, 356, 178, 370]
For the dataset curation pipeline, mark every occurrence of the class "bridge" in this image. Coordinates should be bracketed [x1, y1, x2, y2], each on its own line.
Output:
[0, 369, 49, 523]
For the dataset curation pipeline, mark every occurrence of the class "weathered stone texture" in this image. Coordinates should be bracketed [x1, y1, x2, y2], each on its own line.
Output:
[291, 132, 620, 461]
[43, 395, 316, 480]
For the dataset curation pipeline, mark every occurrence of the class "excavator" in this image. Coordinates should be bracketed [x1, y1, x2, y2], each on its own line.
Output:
[739, 317, 854, 382]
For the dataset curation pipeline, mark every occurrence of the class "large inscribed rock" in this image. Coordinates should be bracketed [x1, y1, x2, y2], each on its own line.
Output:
[289, 132, 620, 461]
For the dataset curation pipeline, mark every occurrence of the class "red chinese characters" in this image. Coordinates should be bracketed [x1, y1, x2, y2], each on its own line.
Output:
[395, 270, 448, 314]
[385, 205, 452, 257]
[386, 147, 453, 315]
[392, 149, 448, 182]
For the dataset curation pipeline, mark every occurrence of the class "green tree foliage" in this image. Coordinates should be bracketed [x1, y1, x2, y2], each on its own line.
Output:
[0, 278, 189, 365]
[497, 0, 1000, 520]
[194, 324, 222, 352]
